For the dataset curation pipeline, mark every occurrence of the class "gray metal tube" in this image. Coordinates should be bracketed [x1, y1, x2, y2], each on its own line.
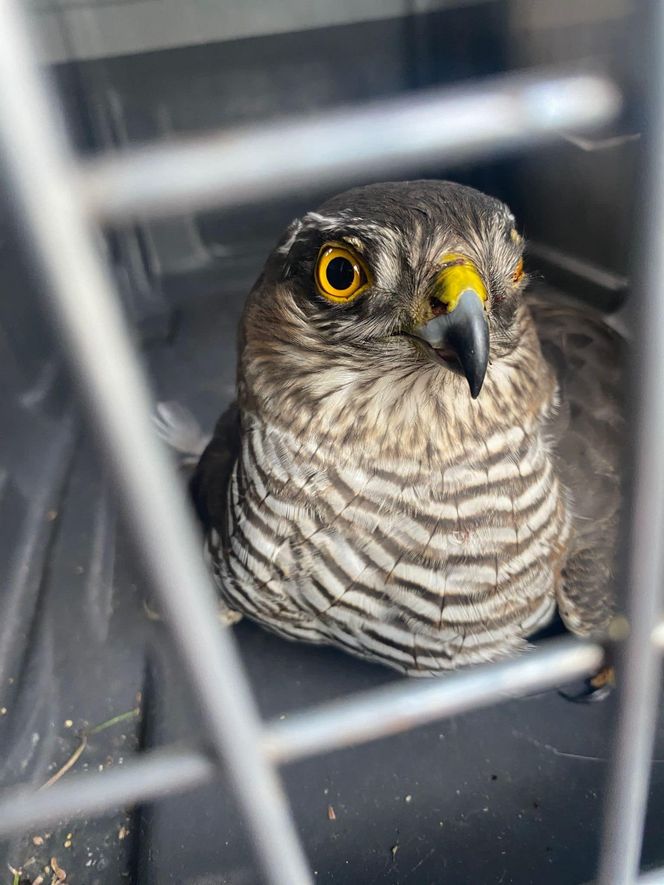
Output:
[0, 748, 215, 836]
[264, 638, 604, 764]
[597, 3, 664, 882]
[79, 71, 620, 222]
[0, 3, 311, 883]
[0, 639, 602, 834]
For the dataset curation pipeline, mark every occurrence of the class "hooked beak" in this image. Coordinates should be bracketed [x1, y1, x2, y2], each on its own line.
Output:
[410, 254, 489, 399]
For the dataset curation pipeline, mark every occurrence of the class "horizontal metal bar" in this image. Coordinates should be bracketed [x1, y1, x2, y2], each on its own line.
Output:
[263, 638, 604, 764]
[641, 871, 664, 884]
[79, 70, 620, 222]
[0, 747, 215, 837]
[527, 240, 630, 294]
[0, 638, 603, 835]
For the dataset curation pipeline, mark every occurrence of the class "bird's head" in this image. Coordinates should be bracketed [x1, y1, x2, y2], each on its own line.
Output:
[240, 181, 540, 452]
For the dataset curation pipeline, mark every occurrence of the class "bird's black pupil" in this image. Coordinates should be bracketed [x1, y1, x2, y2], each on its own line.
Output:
[326, 256, 355, 291]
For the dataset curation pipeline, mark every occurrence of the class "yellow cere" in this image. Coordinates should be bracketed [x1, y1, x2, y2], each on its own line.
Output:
[434, 253, 488, 312]
[315, 242, 370, 303]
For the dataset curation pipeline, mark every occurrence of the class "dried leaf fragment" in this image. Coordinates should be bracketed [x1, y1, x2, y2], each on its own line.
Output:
[50, 856, 66, 882]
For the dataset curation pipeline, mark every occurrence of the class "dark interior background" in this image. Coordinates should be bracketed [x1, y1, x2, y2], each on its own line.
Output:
[1, 2, 657, 883]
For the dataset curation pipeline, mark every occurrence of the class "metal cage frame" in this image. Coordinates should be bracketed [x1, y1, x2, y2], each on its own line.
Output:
[0, 0, 662, 882]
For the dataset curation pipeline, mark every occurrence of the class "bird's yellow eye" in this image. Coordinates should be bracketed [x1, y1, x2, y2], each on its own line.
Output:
[513, 257, 524, 283]
[315, 243, 370, 303]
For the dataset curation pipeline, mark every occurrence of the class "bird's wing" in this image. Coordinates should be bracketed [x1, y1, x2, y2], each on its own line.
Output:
[529, 291, 625, 636]
[190, 401, 241, 533]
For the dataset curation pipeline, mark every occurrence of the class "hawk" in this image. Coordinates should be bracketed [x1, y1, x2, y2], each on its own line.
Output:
[190, 180, 623, 678]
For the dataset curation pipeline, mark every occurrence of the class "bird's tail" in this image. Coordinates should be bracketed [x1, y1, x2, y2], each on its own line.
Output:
[153, 401, 211, 466]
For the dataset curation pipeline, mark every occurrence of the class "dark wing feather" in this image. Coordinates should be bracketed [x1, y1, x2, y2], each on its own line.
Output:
[190, 401, 241, 532]
[530, 292, 626, 636]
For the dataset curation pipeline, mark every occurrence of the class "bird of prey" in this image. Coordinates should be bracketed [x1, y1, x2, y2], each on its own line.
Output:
[190, 180, 623, 677]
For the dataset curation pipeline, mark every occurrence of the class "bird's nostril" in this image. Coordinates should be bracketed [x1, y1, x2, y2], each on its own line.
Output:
[429, 296, 448, 318]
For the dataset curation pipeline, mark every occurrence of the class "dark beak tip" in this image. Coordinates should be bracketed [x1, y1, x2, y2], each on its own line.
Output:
[465, 361, 487, 399]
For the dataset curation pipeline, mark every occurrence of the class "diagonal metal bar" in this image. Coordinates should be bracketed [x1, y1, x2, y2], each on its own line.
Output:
[0, 747, 215, 836]
[263, 638, 604, 763]
[597, 3, 664, 882]
[78, 70, 621, 222]
[0, 2, 311, 882]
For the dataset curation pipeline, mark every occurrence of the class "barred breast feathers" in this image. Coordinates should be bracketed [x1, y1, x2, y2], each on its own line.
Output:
[210, 301, 572, 674]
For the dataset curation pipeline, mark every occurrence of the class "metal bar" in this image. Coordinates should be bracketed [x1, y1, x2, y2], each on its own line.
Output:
[263, 638, 604, 764]
[0, 748, 215, 836]
[0, 4, 311, 883]
[526, 241, 630, 295]
[640, 871, 664, 885]
[79, 71, 620, 222]
[597, 3, 664, 882]
[0, 638, 603, 834]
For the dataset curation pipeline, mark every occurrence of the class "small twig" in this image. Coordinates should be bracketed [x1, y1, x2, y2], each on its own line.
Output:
[39, 736, 87, 790]
[87, 708, 139, 736]
[40, 707, 139, 789]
